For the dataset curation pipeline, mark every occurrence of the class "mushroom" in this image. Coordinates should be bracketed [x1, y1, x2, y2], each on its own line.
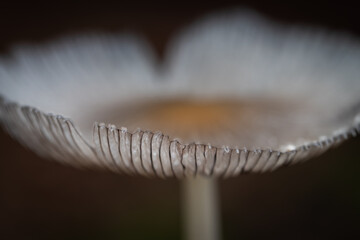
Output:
[0, 9, 359, 240]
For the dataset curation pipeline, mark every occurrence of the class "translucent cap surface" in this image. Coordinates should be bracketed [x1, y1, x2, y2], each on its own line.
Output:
[0, 10, 359, 178]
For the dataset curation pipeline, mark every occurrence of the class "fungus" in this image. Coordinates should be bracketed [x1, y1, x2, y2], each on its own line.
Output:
[0, 10, 359, 240]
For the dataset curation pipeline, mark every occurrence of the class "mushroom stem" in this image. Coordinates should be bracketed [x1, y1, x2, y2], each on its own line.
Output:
[182, 176, 221, 240]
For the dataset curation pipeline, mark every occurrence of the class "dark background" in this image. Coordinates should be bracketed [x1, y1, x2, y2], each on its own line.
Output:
[0, 1, 360, 239]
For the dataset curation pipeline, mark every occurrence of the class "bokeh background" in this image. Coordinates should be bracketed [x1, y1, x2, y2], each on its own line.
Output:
[0, 2, 359, 239]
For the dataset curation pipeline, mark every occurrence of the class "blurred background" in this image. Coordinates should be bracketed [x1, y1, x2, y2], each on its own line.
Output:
[0, 1, 359, 239]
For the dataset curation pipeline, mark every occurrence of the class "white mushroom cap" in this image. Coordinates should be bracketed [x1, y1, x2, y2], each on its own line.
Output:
[0, 10, 359, 178]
